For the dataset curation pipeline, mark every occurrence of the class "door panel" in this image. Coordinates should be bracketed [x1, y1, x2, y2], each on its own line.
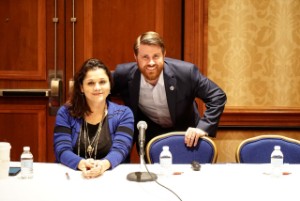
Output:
[0, 0, 46, 82]
[0, 104, 46, 162]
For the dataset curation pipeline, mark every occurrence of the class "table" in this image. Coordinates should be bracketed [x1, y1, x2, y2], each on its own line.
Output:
[0, 162, 299, 201]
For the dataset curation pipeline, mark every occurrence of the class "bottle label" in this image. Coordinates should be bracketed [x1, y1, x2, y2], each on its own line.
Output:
[21, 159, 33, 169]
[160, 157, 172, 167]
[160, 156, 171, 159]
[271, 157, 283, 167]
[271, 155, 283, 159]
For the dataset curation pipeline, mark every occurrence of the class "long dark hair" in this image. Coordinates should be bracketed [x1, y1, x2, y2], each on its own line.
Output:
[67, 58, 113, 118]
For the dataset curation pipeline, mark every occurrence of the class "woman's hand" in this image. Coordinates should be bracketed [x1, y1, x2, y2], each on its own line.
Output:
[78, 159, 111, 179]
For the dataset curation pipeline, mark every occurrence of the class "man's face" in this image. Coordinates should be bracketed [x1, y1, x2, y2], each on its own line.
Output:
[135, 44, 165, 85]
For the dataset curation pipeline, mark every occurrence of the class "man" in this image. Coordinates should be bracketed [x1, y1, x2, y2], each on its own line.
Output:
[112, 31, 226, 152]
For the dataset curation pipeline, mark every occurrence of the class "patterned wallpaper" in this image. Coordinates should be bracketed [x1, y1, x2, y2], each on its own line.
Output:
[207, 0, 300, 107]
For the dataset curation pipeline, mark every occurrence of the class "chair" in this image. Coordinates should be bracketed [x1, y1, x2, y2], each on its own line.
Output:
[146, 132, 218, 164]
[236, 135, 300, 163]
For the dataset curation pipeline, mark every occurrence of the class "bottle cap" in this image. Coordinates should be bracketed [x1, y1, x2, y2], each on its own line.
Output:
[274, 145, 280, 150]
[23, 146, 30, 151]
[163, 146, 169, 150]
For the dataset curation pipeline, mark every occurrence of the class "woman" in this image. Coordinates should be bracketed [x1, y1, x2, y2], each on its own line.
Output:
[54, 58, 134, 178]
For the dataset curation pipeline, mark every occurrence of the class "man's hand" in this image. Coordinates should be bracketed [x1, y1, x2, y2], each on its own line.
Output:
[185, 127, 208, 147]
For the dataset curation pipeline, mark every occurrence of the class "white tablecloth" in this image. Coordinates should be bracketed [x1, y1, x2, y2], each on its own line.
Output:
[0, 162, 299, 201]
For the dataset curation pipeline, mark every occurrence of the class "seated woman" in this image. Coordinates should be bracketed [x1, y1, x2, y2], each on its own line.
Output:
[54, 58, 134, 178]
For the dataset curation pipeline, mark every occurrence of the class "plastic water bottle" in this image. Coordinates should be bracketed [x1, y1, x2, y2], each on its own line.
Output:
[270, 145, 283, 177]
[159, 146, 172, 176]
[20, 146, 33, 179]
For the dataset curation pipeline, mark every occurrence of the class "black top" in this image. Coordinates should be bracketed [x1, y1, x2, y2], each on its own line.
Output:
[75, 117, 112, 159]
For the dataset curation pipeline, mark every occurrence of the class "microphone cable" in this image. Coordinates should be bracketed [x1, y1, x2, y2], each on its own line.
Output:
[143, 162, 183, 201]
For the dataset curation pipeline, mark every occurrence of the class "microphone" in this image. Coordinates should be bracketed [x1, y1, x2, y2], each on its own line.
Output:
[126, 121, 157, 182]
[137, 121, 147, 157]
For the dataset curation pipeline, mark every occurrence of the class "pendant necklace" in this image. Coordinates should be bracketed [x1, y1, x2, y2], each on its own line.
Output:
[85, 105, 107, 159]
[85, 121, 102, 158]
[77, 104, 107, 159]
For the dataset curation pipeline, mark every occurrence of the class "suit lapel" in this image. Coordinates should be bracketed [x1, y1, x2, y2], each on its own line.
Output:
[163, 64, 177, 124]
[128, 69, 141, 116]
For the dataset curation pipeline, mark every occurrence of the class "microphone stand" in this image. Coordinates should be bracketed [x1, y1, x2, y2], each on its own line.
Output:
[126, 149, 157, 182]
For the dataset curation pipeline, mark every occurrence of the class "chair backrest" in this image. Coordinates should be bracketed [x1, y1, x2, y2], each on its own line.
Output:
[236, 135, 300, 163]
[146, 132, 218, 164]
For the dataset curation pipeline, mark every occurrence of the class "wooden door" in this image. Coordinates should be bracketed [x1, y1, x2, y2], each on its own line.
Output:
[0, 0, 65, 162]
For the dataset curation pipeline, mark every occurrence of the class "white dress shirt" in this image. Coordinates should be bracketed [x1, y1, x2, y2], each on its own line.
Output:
[138, 72, 173, 128]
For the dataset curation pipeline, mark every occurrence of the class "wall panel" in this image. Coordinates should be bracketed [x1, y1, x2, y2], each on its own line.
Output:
[207, 0, 300, 127]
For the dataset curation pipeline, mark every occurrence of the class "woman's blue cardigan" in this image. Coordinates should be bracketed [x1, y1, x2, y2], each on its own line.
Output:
[53, 101, 134, 170]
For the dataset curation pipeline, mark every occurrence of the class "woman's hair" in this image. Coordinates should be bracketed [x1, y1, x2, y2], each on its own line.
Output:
[133, 31, 165, 56]
[67, 58, 113, 118]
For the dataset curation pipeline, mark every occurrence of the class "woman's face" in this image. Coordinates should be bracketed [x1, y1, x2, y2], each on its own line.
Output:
[80, 68, 110, 105]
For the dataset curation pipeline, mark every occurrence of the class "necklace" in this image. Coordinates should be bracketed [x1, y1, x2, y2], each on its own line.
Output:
[77, 104, 107, 159]
[85, 121, 102, 158]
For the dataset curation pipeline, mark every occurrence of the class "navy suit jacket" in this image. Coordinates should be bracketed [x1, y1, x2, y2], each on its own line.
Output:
[112, 57, 226, 144]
